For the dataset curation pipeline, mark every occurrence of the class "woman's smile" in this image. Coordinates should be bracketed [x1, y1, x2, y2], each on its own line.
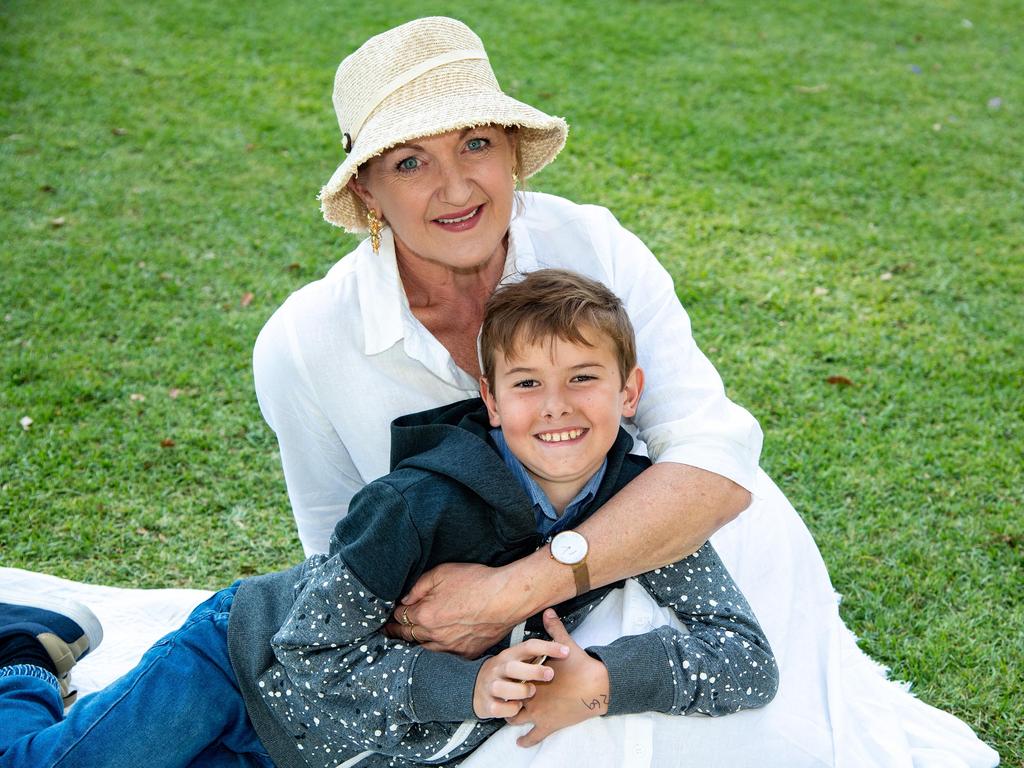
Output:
[432, 204, 484, 231]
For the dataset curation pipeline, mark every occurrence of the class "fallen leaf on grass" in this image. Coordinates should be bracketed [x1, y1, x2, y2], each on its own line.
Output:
[825, 375, 854, 387]
[240, 291, 254, 307]
[160, 438, 176, 448]
[50, 217, 66, 228]
[130, 393, 146, 402]
[795, 84, 828, 94]
[40, 184, 56, 194]
[111, 127, 128, 136]
[880, 272, 893, 281]
[813, 286, 829, 297]
[286, 262, 301, 272]
[19, 416, 33, 431]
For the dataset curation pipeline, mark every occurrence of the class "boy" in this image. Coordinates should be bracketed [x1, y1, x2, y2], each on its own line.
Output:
[0, 270, 777, 768]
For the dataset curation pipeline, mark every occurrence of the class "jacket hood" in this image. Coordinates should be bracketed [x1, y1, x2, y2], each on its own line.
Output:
[389, 399, 533, 536]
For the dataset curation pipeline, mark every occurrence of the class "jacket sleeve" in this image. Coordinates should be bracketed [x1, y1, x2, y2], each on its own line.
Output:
[584, 204, 764, 492]
[584, 543, 778, 717]
[264, 481, 490, 761]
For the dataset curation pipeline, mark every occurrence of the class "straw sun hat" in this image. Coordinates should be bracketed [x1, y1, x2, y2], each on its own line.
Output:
[318, 16, 568, 232]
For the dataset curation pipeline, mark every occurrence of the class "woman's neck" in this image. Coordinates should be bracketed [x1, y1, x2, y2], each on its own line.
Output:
[394, 237, 508, 379]
[395, 239, 507, 312]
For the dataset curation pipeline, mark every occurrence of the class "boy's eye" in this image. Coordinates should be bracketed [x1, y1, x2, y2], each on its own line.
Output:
[466, 137, 489, 151]
[396, 156, 420, 172]
[571, 374, 597, 383]
[513, 379, 539, 389]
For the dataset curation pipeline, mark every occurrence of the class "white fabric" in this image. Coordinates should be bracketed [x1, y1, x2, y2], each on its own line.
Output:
[1, 475, 998, 765]
[254, 191, 764, 557]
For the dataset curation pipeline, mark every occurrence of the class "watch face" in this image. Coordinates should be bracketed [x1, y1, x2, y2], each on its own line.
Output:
[551, 531, 588, 565]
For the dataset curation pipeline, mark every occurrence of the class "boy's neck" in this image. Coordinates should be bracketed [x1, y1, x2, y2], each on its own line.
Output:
[490, 427, 603, 518]
[534, 475, 589, 517]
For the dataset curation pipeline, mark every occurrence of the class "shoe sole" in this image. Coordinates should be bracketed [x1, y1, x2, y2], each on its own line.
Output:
[0, 581, 104, 667]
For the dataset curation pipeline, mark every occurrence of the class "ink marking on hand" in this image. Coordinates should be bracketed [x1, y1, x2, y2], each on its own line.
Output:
[580, 694, 609, 710]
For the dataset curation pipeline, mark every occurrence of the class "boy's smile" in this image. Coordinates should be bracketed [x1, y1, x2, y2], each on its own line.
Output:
[481, 329, 643, 514]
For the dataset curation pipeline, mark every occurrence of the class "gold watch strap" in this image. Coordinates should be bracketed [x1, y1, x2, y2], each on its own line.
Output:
[572, 560, 590, 596]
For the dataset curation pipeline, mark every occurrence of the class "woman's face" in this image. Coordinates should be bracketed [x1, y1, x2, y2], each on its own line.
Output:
[349, 125, 517, 273]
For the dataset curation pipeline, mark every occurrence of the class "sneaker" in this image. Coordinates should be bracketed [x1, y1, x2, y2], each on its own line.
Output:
[0, 581, 104, 706]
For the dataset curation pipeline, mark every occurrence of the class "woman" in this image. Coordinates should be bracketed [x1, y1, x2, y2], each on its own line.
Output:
[250, 16, 997, 768]
[254, 16, 758, 662]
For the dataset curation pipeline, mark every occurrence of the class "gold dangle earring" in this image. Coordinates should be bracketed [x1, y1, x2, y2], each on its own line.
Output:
[366, 209, 383, 255]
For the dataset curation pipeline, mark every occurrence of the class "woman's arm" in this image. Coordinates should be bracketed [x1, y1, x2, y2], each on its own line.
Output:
[397, 463, 749, 657]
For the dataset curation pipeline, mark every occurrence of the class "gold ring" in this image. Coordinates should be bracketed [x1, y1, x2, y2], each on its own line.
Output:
[400, 607, 412, 626]
[410, 625, 423, 643]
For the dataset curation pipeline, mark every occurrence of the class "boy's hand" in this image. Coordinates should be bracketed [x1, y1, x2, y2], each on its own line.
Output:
[506, 609, 610, 748]
[388, 562, 519, 657]
[473, 638, 570, 719]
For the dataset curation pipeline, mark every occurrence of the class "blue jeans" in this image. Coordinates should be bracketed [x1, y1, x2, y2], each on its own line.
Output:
[0, 584, 274, 768]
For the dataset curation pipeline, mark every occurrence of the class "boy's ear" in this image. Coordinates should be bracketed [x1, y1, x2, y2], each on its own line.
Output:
[479, 377, 502, 427]
[620, 366, 644, 418]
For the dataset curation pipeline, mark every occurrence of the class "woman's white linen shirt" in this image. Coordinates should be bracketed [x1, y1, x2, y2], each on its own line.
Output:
[253, 192, 763, 555]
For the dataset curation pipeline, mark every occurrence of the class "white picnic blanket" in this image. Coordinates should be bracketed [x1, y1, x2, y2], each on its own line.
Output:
[2, 471, 1000, 767]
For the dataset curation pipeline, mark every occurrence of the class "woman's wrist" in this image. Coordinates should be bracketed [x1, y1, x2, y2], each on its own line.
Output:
[500, 546, 576, 622]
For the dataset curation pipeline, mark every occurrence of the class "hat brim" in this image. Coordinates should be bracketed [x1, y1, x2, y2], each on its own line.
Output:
[319, 89, 567, 232]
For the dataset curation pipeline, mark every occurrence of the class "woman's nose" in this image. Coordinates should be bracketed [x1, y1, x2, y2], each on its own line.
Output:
[437, 161, 472, 206]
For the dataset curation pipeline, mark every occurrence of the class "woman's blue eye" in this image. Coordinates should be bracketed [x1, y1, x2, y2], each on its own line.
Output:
[396, 157, 419, 171]
[466, 138, 488, 151]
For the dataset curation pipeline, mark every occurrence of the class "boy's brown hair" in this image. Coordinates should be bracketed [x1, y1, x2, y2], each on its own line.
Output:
[480, 269, 637, 388]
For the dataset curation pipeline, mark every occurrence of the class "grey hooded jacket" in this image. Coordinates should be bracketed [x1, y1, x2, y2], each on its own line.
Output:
[227, 399, 777, 768]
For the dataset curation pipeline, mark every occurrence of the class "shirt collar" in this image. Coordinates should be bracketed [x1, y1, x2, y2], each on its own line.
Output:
[355, 229, 408, 356]
[490, 428, 607, 537]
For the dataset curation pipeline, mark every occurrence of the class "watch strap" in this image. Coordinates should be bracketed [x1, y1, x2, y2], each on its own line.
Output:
[571, 560, 591, 596]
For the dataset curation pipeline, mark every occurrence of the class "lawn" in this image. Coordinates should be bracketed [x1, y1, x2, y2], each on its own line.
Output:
[1, 0, 1021, 761]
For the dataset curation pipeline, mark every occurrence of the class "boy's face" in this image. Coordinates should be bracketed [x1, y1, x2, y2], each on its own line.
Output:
[480, 329, 643, 508]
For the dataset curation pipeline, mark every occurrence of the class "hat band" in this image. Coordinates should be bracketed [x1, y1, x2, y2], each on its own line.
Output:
[345, 49, 489, 148]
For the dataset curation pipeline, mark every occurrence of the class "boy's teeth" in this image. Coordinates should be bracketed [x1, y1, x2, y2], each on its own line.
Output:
[538, 429, 584, 443]
[436, 207, 478, 224]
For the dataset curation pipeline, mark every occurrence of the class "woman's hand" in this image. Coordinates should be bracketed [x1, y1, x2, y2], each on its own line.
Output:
[387, 562, 524, 658]
[506, 610, 610, 748]
[473, 638, 570, 720]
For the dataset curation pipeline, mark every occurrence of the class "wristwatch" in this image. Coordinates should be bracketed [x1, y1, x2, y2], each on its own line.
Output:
[549, 530, 590, 596]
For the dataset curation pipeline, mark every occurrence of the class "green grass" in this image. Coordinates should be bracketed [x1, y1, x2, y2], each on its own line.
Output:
[2, 0, 1021, 761]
